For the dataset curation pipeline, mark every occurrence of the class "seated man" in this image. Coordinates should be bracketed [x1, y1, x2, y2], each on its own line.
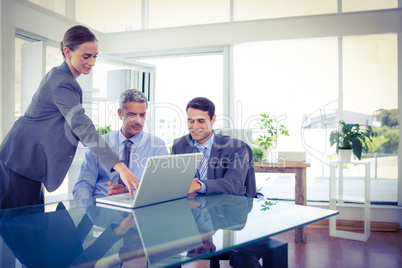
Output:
[187, 194, 286, 268]
[172, 97, 252, 197]
[73, 89, 167, 200]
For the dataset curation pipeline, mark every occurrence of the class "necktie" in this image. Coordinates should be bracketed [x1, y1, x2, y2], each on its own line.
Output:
[119, 139, 133, 184]
[196, 145, 208, 181]
[123, 139, 133, 167]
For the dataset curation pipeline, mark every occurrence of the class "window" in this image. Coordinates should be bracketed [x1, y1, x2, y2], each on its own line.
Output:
[235, 0, 336, 20]
[342, 0, 397, 12]
[235, 38, 338, 152]
[149, 0, 230, 29]
[75, 0, 142, 32]
[28, 0, 399, 35]
[140, 54, 223, 147]
[235, 38, 338, 201]
[342, 34, 398, 203]
[234, 35, 397, 204]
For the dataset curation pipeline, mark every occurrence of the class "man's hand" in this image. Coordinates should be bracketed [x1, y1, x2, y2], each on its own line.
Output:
[187, 197, 201, 208]
[108, 181, 129, 196]
[188, 178, 202, 195]
[187, 192, 198, 199]
[112, 162, 140, 197]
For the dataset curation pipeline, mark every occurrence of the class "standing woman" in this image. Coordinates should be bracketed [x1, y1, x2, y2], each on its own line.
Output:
[0, 25, 139, 209]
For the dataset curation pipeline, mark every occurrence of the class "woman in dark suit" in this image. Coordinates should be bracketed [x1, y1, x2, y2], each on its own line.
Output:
[0, 25, 139, 209]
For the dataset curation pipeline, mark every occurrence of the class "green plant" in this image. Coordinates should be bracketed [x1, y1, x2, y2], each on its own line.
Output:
[378, 109, 398, 128]
[256, 113, 289, 150]
[96, 125, 112, 135]
[329, 120, 374, 160]
[258, 200, 278, 211]
[252, 148, 264, 162]
[371, 126, 399, 154]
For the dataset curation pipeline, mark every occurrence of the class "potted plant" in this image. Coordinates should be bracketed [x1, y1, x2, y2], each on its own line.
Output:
[96, 125, 112, 135]
[252, 148, 264, 162]
[329, 120, 374, 162]
[256, 113, 289, 151]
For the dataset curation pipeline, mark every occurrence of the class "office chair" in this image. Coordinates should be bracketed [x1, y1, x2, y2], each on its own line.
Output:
[244, 143, 257, 198]
[208, 143, 288, 268]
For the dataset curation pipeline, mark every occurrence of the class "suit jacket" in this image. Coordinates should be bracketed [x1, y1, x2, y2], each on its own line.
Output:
[172, 133, 255, 197]
[192, 194, 253, 231]
[0, 62, 120, 191]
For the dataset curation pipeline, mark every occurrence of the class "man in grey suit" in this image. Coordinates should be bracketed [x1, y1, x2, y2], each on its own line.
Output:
[172, 97, 255, 197]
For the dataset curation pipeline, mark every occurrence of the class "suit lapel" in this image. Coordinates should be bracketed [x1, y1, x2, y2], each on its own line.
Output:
[183, 134, 195, 153]
[184, 133, 222, 181]
[208, 135, 223, 180]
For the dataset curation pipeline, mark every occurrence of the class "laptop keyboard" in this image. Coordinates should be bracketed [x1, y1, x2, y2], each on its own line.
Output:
[119, 192, 136, 203]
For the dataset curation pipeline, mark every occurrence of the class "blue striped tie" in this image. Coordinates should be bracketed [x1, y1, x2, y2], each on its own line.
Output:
[196, 145, 208, 181]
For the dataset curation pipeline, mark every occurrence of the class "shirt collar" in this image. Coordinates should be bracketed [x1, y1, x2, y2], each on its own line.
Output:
[118, 130, 143, 146]
[194, 131, 215, 152]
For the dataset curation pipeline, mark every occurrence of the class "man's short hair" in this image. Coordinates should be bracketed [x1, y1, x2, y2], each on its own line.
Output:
[119, 89, 148, 111]
[186, 97, 215, 120]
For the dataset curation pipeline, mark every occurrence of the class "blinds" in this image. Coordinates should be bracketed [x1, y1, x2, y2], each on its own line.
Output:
[107, 69, 155, 102]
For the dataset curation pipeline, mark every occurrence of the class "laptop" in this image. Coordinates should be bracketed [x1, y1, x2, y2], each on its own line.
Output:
[96, 153, 202, 209]
[96, 198, 203, 267]
[132, 198, 202, 267]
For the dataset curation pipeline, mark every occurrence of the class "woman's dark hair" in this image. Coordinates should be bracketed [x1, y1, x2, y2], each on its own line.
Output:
[186, 97, 215, 120]
[60, 25, 98, 59]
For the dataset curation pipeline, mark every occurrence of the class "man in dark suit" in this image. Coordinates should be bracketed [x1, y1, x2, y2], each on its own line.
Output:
[172, 97, 254, 197]
[186, 194, 252, 258]
[187, 194, 287, 268]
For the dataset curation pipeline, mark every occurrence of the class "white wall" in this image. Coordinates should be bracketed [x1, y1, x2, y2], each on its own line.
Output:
[1, 0, 16, 139]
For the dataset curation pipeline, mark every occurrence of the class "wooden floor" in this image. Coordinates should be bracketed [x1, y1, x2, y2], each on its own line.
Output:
[184, 227, 402, 268]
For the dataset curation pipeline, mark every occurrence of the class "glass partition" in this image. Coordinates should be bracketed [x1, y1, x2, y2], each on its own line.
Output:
[234, 34, 398, 204]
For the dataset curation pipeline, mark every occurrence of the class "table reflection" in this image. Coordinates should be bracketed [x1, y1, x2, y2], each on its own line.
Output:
[0, 198, 203, 268]
[0, 194, 287, 268]
[188, 195, 286, 268]
[0, 203, 98, 267]
[187, 194, 253, 258]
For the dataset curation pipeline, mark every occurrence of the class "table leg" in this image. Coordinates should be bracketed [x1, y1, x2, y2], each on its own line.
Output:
[295, 168, 307, 243]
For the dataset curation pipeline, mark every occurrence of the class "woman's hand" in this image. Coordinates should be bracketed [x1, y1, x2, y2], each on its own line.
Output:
[113, 213, 135, 236]
[112, 162, 140, 197]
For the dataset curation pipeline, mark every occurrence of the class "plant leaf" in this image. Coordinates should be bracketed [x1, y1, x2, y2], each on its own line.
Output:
[351, 138, 363, 160]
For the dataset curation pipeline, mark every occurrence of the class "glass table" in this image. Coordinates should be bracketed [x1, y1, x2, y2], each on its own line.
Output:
[0, 194, 338, 268]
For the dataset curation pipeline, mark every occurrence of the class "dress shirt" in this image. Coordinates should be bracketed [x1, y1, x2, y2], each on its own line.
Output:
[73, 130, 168, 200]
[192, 132, 215, 193]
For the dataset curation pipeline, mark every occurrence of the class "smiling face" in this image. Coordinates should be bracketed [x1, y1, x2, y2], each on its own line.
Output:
[118, 101, 147, 139]
[187, 236, 216, 258]
[64, 41, 98, 79]
[187, 108, 216, 145]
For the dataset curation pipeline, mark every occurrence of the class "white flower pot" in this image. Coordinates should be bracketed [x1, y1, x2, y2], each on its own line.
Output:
[339, 149, 352, 163]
